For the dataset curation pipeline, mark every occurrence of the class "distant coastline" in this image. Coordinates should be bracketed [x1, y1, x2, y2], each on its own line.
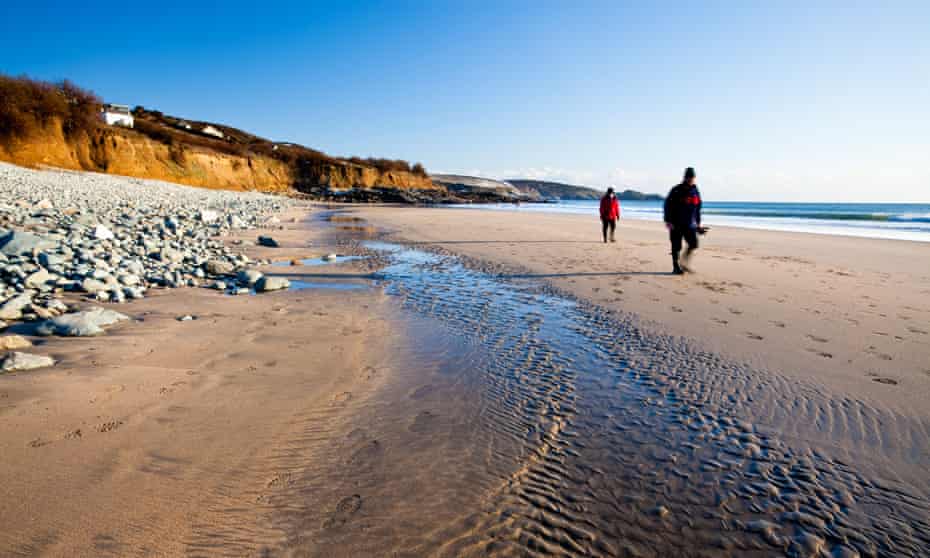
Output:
[452, 199, 930, 242]
[507, 179, 663, 201]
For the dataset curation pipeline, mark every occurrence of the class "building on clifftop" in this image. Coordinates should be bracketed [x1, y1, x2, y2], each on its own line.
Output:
[99, 104, 134, 128]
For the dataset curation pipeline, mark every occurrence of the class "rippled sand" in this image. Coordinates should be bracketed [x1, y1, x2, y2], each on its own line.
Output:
[3, 207, 928, 557]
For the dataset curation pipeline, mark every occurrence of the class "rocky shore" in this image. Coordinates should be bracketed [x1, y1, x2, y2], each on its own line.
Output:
[0, 162, 297, 370]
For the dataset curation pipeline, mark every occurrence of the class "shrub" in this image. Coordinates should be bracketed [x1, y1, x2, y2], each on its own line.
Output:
[0, 74, 100, 147]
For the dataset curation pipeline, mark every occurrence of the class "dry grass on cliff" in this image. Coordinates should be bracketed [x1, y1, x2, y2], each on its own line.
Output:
[1, 74, 431, 186]
[0, 75, 100, 148]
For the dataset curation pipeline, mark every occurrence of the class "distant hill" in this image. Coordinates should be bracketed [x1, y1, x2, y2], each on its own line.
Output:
[430, 174, 527, 200]
[507, 179, 663, 201]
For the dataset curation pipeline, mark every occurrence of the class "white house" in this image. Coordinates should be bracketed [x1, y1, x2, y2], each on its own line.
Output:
[201, 125, 224, 139]
[100, 104, 134, 128]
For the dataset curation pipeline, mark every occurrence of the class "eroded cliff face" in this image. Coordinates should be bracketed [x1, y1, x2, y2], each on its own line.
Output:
[0, 121, 437, 195]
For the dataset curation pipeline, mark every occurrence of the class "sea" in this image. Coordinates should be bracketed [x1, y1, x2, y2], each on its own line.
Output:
[457, 200, 930, 242]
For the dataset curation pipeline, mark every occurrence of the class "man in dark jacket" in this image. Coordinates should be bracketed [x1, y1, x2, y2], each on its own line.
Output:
[663, 167, 705, 274]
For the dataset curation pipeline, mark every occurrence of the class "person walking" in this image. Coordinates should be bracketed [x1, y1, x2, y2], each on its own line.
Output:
[663, 167, 706, 274]
[599, 187, 620, 243]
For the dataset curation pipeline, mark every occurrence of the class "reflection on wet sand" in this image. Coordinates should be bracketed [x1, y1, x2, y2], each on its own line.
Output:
[274, 228, 930, 557]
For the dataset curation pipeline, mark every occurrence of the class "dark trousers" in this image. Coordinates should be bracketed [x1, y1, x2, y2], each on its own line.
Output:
[669, 226, 698, 263]
[601, 219, 616, 242]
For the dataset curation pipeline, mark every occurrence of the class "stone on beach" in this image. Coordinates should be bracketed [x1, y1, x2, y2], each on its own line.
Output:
[257, 236, 279, 247]
[0, 162, 293, 333]
[237, 269, 263, 286]
[255, 276, 290, 292]
[1, 352, 54, 372]
[205, 259, 235, 276]
[322, 253, 338, 261]
[93, 224, 115, 240]
[198, 209, 219, 223]
[36, 307, 130, 337]
[0, 230, 57, 255]
[0, 334, 33, 350]
[0, 293, 34, 320]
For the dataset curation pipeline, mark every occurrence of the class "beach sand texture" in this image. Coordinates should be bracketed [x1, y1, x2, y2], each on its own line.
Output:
[358, 206, 930, 416]
[2, 187, 929, 556]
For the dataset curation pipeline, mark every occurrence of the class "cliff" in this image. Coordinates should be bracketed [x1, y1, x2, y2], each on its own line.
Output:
[0, 75, 439, 198]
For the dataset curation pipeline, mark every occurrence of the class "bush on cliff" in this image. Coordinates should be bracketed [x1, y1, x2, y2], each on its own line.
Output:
[0, 75, 101, 147]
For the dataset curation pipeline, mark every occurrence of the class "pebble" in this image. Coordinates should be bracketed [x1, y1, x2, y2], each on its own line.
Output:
[0, 334, 33, 350]
[1, 351, 55, 372]
[36, 307, 129, 337]
[257, 236, 280, 248]
[255, 276, 290, 292]
[0, 162, 294, 332]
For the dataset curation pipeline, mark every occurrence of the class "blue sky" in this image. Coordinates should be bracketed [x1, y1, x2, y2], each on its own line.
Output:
[2, 1, 927, 201]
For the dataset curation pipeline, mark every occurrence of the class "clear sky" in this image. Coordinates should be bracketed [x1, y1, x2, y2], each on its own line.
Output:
[2, 1, 927, 201]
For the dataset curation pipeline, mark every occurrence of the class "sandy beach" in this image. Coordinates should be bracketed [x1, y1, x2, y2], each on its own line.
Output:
[2, 172, 930, 557]
[358, 206, 930, 418]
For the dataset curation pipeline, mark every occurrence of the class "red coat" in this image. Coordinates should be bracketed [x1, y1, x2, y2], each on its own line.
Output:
[600, 196, 620, 220]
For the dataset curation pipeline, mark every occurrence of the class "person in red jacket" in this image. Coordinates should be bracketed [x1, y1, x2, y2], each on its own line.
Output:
[599, 187, 621, 243]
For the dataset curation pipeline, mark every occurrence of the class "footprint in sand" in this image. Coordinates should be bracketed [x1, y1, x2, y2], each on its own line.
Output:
[745, 332, 764, 341]
[907, 327, 927, 335]
[806, 348, 833, 359]
[865, 346, 893, 361]
[96, 421, 123, 433]
[770, 321, 786, 328]
[331, 392, 353, 406]
[670, 306, 684, 313]
[806, 334, 829, 343]
[712, 318, 729, 326]
[64, 429, 82, 440]
[728, 308, 743, 315]
[872, 377, 899, 385]
[323, 495, 363, 528]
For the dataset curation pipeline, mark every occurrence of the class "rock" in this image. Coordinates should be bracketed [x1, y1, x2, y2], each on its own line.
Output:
[211, 280, 227, 290]
[93, 224, 115, 240]
[177, 315, 195, 321]
[257, 236, 279, 247]
[236, 269, 263, 286]
[33, 199, 54, 210]
[650, 505, 670, 519]
[255, 276, 290, 292]
[204, 259, 235, 275]
[1, 352, 54, 372]
[228, 215, 246, 229]
[322, 253, 338, 261]
[0, 334, 33, 350]
[38, 252, 65, 268]
[0, 293, 33, 320]
[81, 278, 109, 294]
[199, 209, 219, 223]
[118, 273, 141, 286]
[24, 268, 54, 289]
[0, 231, 57, 256]
[36, 307, 130, 337]
[158, 248, 184, 263]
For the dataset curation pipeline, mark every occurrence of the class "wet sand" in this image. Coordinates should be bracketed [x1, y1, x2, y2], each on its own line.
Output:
[356, 206, 930, 417]
[3, 205, 930, 557]
[0, 215, 410, 555]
